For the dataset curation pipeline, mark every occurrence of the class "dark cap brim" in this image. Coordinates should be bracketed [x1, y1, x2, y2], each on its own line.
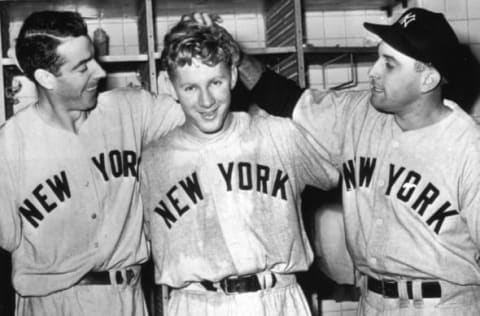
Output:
[363, 22, 427, 63]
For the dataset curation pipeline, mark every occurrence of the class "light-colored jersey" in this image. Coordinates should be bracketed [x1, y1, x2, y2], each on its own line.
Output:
[0, 87, 184, 296]
[140, 111, 339, 288]
[293, 89, 480, 285]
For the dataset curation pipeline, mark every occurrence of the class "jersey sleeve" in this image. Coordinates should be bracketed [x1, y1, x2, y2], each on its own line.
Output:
[0, 133, 22, 252]
[458, 137, 480, 247]
[292, 89, 369, 167]
[135, 89, 185, 146]
[287, 119, 340, 191]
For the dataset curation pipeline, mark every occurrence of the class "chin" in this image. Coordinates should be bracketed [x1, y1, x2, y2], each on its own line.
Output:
[370, 100, 395, 114]
[370, 95, 385, 109]
[83, 101, 98, 111]
[198, 120, 224, 134]
[84, 96, 99, 109]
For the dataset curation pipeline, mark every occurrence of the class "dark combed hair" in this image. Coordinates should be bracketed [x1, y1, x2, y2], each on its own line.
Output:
[15, 11, 88, 82]
[161, 14, 241, 78]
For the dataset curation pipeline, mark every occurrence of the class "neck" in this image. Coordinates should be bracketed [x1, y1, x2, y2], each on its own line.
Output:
[394, 91, 450, 131]
[36, 92, 88, 134]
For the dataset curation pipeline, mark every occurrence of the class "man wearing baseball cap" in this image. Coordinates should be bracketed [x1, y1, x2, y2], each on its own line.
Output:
[364, 8, 460, 85]
[241, 7, 480, 315]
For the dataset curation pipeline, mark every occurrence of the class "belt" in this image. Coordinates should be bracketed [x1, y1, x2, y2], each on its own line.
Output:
[367, 276, 441, 298]
[77, 267, 139, 286]
[200, 273, 277, 294]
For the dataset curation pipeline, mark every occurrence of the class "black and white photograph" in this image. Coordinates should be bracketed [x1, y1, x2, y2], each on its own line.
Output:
[1, 0, 480, 315]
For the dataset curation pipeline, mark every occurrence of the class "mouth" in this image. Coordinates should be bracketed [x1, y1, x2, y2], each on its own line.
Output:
[199, 108, 217, 120]
[370, 84, 383, 93]
[86, 84, 98, 92]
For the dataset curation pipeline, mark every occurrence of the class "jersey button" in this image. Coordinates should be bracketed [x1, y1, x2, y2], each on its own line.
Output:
[370, 257, 377, 264]
[378, 180, 385, 187]
[85, 181, 90, 187]
[91, 213, 97, 219]
[376, 218, 383, 225]
[392, 141, 400, 148]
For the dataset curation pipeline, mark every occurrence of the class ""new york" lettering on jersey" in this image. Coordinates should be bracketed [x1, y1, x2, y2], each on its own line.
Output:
[19, 171, 71, 228]
[342, 156, 458, 235]
[19, 149, 141, 229]
[153, 161, 290, 229]
[92, 149, 141, 181]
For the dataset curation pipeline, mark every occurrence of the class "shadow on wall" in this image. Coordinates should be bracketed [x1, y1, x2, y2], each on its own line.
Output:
[0, 249, 14, 316]
[444, 44, 480, 114]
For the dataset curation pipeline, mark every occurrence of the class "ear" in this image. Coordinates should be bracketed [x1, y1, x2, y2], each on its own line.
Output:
[420, 68, 441, 93]
[33, 69, 56, 90]
[165, 72, 179, 100]
[230, 65, 238, 90]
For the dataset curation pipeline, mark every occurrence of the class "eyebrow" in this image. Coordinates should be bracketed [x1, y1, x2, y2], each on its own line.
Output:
[71, 56, 93, 70]
[382, 53, 399, 65]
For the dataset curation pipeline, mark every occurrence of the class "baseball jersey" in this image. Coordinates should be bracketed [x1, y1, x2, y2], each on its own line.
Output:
[140, 111, 339, 288]
[293, 89, 480, 285]
[0, 87, 184, 296]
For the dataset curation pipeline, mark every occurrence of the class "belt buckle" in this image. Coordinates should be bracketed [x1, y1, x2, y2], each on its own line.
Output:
[381, 279, 395, 298]
[219, 274, 265, 294]
[111, 268, 136, 287]
[126, 269, 135, 284]
[219, 278, 236, 295]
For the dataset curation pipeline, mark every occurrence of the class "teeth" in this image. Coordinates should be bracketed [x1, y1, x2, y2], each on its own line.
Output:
[201, 110, 216, 119]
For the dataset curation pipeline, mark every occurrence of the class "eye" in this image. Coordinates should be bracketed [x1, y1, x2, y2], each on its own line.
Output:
[78, 64, 88, 73]
[184, 85, 196, 92]
[385, 62, 394, 70]
[212, 80, 223, 86]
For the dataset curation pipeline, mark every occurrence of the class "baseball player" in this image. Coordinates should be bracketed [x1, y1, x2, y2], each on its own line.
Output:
[0, 11, 184, 316]
[139, 15, 339, 316]
[251, 7, 480, 315]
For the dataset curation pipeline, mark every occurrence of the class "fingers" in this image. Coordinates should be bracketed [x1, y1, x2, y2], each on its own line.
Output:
[209, 13, 222, 23]
[192, 12, 205, 24]
[191, 12, 222, 26]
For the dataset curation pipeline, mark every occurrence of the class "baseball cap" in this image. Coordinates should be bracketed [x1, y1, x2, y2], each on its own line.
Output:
[363, 8, 460, 81]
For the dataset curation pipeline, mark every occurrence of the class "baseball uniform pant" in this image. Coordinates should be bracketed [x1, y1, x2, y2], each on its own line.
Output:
[358, 276, 480, 316]
[167, 273, 311, 316]
[15, 267, 148, 316]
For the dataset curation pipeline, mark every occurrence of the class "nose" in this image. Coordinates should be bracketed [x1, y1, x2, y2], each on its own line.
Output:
[368, 59, 381, 80]
[198, 88, 215, 108]
[91, 59, 106, 79]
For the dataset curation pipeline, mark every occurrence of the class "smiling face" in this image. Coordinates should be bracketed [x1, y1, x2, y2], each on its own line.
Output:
[51, 35, 106, 111]
[169, 59, 237, 137]
[368, 41, 423, 114]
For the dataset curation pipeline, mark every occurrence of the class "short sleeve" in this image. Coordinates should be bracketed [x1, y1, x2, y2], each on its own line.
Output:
[458, 136, 480, 247]
[292, 89, 370, 167]
[288, 120, 340, 190]
[132, 89, 185, 146]
[0, 137, 22, 252]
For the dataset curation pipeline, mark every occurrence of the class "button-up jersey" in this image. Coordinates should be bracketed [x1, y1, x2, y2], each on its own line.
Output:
[0, 88, 184, 296]
[140, 111, 339, 288]
[293, 89, 480, 285]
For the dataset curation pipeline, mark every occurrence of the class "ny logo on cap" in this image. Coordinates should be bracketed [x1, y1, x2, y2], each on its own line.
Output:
[399, 12, 416, 28]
